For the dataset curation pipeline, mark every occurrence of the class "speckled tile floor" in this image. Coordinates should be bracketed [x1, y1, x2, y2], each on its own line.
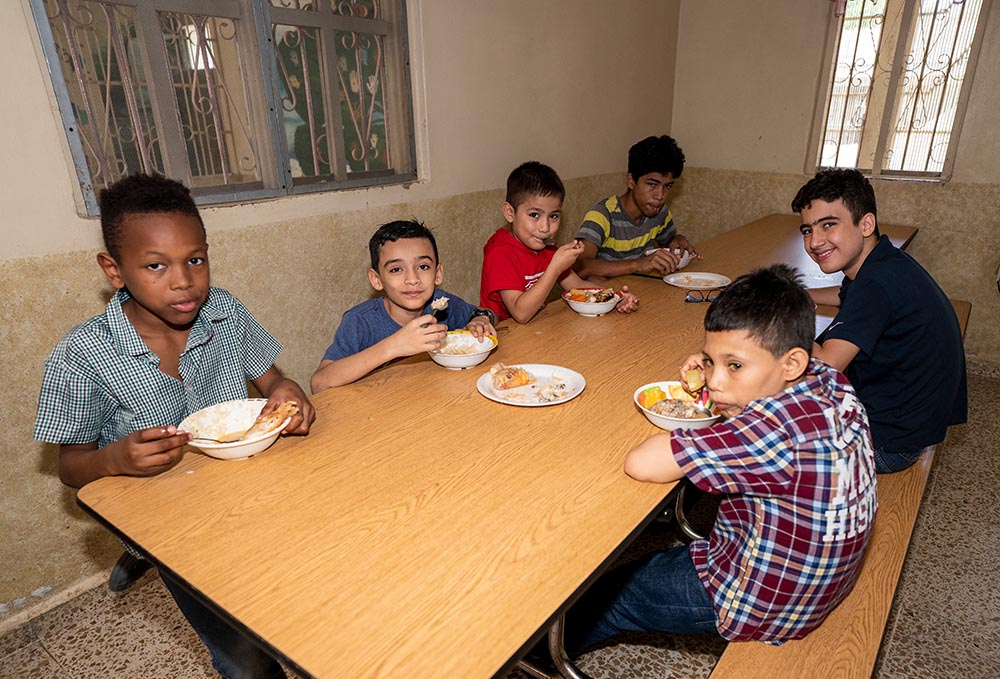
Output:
[2, 367, 998, 679]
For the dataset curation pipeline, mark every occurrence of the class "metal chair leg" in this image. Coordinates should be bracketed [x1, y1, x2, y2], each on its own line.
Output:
[675, 481, 707, 542]
[515, 613, 594, 679]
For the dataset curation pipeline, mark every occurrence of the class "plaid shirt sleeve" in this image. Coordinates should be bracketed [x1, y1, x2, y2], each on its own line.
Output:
[673, 401, 805, 496]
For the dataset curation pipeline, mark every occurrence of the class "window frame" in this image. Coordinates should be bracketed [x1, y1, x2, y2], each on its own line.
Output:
[807, 0, 993, 182]
[28, 0, 418, 215]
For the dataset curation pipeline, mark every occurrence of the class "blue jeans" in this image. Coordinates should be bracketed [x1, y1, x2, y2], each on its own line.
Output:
[873, 446, 924, 474]
[564, 545, 719, 656]
[161, 573, 286, 679]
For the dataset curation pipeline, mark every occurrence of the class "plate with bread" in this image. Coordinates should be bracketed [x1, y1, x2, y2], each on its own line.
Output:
[477, 362, 585, 406]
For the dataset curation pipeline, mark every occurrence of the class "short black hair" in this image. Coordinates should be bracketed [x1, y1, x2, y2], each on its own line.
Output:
[368, 219, 439, 270]
[791, 168, 880, 236]
[627, 135, 685, 180]
[704, 264, 815, 357]
[504, 161, 565, 208]
[99, 173, 204, 260]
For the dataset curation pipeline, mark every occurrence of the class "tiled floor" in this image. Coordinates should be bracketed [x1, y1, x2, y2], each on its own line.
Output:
[3, 368, 998, 679]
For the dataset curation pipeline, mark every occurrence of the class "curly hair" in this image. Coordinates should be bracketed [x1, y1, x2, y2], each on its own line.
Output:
[791, 168, 878, 231]
[99, 173, 204, 260]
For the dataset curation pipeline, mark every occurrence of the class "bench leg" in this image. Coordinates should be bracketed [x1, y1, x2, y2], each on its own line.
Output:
[515, 613, 594, 679]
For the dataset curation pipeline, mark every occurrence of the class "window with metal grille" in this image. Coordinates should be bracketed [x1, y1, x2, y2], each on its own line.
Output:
[813, 0, 991, 179]
[30, 0, 416, 215]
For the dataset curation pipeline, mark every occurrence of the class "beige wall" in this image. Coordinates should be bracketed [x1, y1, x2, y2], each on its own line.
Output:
[0, 0, 680, 629]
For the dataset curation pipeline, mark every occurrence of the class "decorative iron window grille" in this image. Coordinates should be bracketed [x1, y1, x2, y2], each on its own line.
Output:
[813, 0, 992, 179]
[30, 0, 416, 215]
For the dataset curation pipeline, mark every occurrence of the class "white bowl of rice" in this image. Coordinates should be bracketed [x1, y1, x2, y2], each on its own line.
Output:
[429, 330, 498, 369]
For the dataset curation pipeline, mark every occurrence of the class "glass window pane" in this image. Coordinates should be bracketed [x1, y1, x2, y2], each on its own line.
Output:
[883, 0, 984, 173]
[329, 1, 380, 17]
[274, 24, 331, 178]
[335, 29, 390, 174]
[268, 0, 318, 11]
[43, 0, 163, 191]
[159, 12, 261, 188]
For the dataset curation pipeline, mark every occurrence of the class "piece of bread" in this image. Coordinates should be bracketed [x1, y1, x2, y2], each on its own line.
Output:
[243, 401, 299, 439]
[684, 369, 705, 392]
[489, 362, 536, 390]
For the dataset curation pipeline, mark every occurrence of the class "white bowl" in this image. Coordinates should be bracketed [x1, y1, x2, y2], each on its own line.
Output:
[672, 248, 694, 269]
[643, 247, 694, 270]
[633, 381, 721, 431]
[179, 399, 291, 460]
[429, 330, 497, 369]
[561, 289, 621, 317]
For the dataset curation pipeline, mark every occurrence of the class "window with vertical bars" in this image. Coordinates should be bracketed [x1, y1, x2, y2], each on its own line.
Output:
[815, 0, 991, 179]
[30, 0, 416, 215]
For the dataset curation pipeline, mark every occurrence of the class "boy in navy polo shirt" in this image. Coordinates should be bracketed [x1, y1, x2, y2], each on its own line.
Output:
[793, 169, 967, 473]
[565, 265, 877, 653]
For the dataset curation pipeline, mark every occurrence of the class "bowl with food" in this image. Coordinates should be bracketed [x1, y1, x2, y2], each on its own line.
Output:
[561, 287, 621, 317]
[643, 247, 694, 270]
[429, 330, 498, 369]
[672, 248, 694, 270]
[633, 380, 721, 431]
[179, 398, 298, 460]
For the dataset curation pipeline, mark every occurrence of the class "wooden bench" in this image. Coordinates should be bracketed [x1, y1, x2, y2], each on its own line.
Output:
[709, 448, 936, 679]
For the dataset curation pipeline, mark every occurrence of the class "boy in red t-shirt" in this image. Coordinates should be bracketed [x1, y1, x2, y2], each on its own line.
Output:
[479, 161, 638, 323]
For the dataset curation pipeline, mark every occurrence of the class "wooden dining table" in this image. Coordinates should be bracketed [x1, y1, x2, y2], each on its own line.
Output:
[77, 213, 916, 679]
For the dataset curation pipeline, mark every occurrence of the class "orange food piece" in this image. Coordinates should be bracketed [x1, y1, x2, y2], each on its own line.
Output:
[668, 384, 694, 401]
[568, 293, 589, 302]
[639, 386, 667, 408]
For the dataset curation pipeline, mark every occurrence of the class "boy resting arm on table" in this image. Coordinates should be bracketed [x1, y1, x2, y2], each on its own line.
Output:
[573, 135, 700, 281]
[34, 173, 314, 679]
[565, 265, 877, 656]
[311, 220, 495, 392]
[479, 161, 639, 324]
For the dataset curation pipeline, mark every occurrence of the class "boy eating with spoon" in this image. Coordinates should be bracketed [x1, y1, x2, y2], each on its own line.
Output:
[311, 219, 496, 390]
[34, 172, 314, 679]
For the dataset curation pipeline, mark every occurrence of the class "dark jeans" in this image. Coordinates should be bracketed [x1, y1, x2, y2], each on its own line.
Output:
[873, 446, 924, 474]
[564, 544, 719, 657]
[161, 573, 286, 679]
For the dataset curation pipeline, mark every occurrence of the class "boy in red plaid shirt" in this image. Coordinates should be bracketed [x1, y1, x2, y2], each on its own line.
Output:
[567, 264, 877, 653]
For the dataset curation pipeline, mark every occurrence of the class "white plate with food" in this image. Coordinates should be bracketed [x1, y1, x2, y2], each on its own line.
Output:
[476, 362, 585, 407]
[662, 272, 731, 290]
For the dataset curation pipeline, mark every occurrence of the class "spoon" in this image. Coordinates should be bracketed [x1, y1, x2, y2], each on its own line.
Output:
[189, 434, 244, 444]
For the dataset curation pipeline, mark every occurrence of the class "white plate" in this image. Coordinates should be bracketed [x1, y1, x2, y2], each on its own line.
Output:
[663, 272, 732, 290]
[476, 364, 585, 407]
